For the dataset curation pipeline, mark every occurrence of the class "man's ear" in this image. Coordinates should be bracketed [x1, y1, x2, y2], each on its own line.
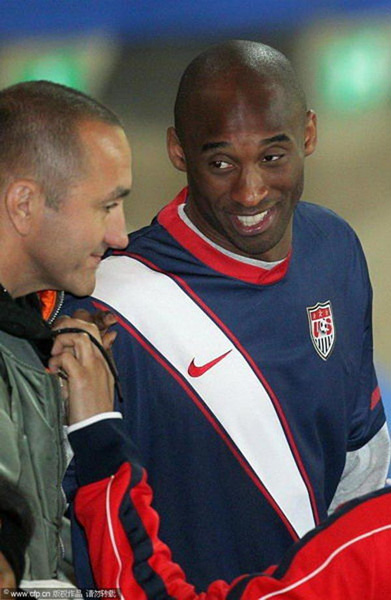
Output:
[304, 110, 317, 157]
[5, 179, 44, 236]
[167, 127, 187, 173]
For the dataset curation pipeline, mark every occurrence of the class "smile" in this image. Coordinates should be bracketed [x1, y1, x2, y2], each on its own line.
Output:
[236, 210, 269, 226]
[229, 207, 276, 236]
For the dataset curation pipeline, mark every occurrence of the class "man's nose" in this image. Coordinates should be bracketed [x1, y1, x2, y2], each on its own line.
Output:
[104, 206, 128, 250]
[231, 168, 268, 207]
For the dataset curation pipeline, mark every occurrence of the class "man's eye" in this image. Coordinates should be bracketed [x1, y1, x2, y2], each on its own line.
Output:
[104, 202, 118, 212]
[263, 154, 283, 163]
[211, 160, 231, 170]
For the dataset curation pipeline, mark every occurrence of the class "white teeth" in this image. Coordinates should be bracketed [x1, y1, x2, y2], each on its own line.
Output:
[237, 210, 269, 226]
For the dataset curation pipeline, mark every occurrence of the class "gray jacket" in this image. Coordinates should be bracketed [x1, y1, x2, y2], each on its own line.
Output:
[0, 329, 66, 580]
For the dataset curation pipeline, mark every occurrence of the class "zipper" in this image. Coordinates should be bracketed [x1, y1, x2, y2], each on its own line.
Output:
[47, 290, 65, 325]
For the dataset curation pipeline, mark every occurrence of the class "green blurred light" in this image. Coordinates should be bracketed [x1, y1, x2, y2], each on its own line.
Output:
[15, 50, 86, 90]
[317, 30, 391, 113]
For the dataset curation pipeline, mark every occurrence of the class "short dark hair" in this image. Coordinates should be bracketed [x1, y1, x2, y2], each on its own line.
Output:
[0, 476, 34, 586]
[0, 80, 123, 206]
[174, 40, 307, 142]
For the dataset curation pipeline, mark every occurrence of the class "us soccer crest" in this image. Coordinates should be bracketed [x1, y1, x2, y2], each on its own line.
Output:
[306, 301, 335, 360]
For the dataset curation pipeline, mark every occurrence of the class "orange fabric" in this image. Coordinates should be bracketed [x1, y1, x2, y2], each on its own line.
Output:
[38, 290, 58, 321]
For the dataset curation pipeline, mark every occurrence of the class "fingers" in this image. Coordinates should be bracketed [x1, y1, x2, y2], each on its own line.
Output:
[70, 309, 94, 323]
[53, 310, 118, 351]
[51, 309, 119, 424]
[95, 310, 118, 330]
[52, 316, 103, 345]
[49, 331, 108, 381]
[50, 330, 93, 359]
[49, 330, 115, 425]
[78, 310, 118, 350]
[71, 308, 117, 331]
[49, 350, 83, 380]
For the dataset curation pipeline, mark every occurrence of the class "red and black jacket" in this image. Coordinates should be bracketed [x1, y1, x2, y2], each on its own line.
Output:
[69, 418, 391, 600]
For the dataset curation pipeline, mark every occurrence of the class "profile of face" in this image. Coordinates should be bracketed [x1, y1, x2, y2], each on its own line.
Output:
[0, 550, 16, 589]
[27, 120, 132, 297]
[168, 78, 317, 261]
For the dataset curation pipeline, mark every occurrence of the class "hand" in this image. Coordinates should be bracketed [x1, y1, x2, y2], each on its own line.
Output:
[49, 319, 114, 425]
[54, 309, 118, 352]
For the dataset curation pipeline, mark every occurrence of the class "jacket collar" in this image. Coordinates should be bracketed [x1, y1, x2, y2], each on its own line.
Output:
[0, 287, 53, 364]
[157, 187, 291, 285]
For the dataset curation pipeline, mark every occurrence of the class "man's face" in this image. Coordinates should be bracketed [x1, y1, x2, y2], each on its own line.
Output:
[168, 81, 316, 261]
[28, 120, 131, 296]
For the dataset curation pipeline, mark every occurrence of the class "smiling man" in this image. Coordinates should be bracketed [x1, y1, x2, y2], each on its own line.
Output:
[0, 80, 131, 585]
[66, 40, 390, 591]
[168, 51, 313, 263]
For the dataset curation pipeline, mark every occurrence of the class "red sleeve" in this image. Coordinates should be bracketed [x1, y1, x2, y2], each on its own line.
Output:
[71, 421, 391, 600]
[74, 462, 232, 599]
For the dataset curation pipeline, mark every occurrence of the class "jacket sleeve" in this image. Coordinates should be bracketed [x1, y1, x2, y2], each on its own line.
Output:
[61, 292, 125, 589]
[0, 372, 21, 484]
[69, 419, 391, 600]
[329, 422, 390, 513]
[335, 237, 390, 500]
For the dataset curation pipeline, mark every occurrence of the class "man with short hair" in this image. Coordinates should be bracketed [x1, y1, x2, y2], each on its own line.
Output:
[66, 40, 390, 590]
[0, 80, 131, 583]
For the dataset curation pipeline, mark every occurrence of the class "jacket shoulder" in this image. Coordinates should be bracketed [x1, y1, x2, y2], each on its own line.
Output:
[296, 202, 357, 238]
